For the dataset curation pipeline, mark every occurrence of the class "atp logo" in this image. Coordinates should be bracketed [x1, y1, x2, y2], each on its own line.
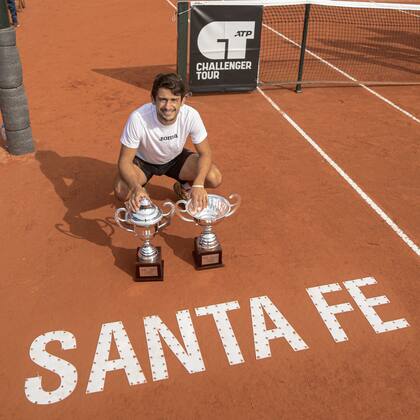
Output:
[197, 21, 255, 60]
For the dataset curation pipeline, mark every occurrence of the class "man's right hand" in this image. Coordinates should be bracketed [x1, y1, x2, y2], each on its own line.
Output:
[126, 185, 149, 212]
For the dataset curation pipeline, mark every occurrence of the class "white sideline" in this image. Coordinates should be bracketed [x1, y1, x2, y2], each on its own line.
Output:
[262, 24, 420, 124]
[257, 87, 419, 256]
[165, 0, 177, 11]
[166, 0, 420, 256]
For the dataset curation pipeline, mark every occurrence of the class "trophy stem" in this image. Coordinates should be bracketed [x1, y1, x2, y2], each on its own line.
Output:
[138, 228, 159, 261]
[198, 225, 219, 250]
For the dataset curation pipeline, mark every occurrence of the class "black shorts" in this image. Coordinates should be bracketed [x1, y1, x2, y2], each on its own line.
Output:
[133, 148, 194, 183]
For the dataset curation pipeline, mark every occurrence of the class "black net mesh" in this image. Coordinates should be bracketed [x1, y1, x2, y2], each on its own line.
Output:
[259, 3, 420, 85]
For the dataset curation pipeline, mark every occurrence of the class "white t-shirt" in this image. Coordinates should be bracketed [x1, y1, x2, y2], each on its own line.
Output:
[120, 103, 207, 164]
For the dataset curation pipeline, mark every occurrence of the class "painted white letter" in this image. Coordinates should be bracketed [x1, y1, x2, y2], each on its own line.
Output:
[86, 321, 146, 394]
[307, 283, 354, 342]
[144, 310, 205, 381]
[24, 331, 77, 405]
[343, 277, 410, 333]
[250, 296, 308, 359]
[195, 301, 244, 365]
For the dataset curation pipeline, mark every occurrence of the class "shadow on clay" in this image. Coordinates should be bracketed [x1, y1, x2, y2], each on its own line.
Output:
[92, 64, 177, 91]
[159, 231, 194, 266]
[35, 150, 178, 278]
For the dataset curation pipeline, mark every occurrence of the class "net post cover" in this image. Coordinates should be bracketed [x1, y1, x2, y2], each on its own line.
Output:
[189, 5, 263, 93]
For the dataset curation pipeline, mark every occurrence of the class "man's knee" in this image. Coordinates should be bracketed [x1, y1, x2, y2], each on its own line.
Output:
[206, 166, 222, 188]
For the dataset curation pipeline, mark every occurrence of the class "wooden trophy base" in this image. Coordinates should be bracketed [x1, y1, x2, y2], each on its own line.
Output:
[192, 237, 224, 270]
[135, 247, 164, 281]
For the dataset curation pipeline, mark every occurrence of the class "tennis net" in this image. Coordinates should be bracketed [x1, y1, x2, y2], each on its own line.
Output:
[178, 0, 420, 89]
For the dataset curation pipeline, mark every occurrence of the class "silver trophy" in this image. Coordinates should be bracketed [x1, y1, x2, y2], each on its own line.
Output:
[115, 198, 175, 280]
[175, 193, 241, 269]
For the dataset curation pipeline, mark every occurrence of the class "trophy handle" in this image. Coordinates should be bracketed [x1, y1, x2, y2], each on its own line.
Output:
[158, 201, 175, 230]
[175, 200, 195, 222]
[114, 207, 135, 232]
[226, 193, 241, 218]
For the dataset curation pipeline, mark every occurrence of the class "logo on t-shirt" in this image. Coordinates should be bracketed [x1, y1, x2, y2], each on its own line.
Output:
[160, 133, 178, 142]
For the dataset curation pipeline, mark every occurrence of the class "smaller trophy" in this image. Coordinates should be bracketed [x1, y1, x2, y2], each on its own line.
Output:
[175, 194, 241, 270]
[115, 198, 175, 281]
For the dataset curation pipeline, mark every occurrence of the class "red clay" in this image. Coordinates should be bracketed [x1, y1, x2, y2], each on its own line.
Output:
[1, 1, 419, 419]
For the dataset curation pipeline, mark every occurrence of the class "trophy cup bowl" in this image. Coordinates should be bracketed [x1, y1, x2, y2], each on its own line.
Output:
[114, 198, 175, 281]
[175, 193, 241, 270]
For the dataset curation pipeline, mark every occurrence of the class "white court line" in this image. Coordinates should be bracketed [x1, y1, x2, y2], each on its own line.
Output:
[164, 0, 176, 9]
[165, 0, 420, 256]
[367, 0, 420, 19]
[170, 0, 420, 123]
[262, 23, 420, 124]
[257, 87, 420, 256]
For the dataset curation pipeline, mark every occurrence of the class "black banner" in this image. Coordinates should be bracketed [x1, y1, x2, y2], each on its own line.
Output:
[189, 5, 263, 93]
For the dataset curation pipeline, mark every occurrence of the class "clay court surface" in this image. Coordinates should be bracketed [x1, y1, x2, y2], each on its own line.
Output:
[1, 0, 419, 418]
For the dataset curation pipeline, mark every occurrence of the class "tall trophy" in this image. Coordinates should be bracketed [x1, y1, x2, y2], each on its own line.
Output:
[175, 194, 241, 270]
[115, 198, 175, 281]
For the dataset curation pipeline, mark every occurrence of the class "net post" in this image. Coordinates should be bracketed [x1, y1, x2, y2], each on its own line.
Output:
[295, 4, 311, 93]
[177, 1, 189, 86]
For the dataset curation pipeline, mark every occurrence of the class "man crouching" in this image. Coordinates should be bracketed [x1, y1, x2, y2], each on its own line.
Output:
[114, 73, 222, 212]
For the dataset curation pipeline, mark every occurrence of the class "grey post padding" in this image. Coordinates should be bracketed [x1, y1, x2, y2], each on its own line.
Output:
[5, 126, 34, 155]
[0, 46, 23, 88]
[0, 27, 16, 47]
[0, 26, 35, 155]
[0, 85, 30, 130]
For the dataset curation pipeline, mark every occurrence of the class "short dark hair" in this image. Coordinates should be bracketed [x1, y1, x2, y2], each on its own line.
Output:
[151, 73, 186, 100]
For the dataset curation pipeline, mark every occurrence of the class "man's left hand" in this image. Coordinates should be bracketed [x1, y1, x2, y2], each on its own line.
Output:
[191, 186, 208, 213]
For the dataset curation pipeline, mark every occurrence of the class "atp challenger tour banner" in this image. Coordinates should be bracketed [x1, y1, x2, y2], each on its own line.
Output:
[189, 5, 263, 92]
